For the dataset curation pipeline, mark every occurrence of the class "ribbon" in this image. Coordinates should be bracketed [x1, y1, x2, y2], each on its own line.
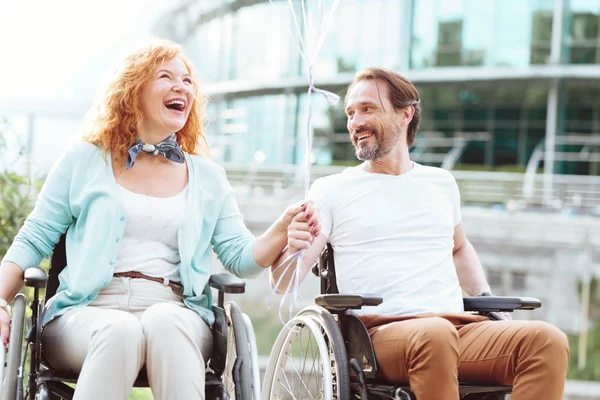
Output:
[268, 0, 341, 324]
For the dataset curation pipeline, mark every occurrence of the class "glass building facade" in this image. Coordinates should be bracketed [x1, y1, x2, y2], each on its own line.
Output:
[159, 0, 600, 175]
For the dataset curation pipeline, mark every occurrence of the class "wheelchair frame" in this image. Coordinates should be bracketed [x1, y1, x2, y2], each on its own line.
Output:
[1, 234, 260, 400]
[262, 243, 542, 400]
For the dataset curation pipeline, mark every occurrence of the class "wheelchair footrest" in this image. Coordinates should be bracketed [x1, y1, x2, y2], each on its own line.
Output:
[360, 382, 512, 398]
[315, 294, 383, 310]
[458, 384, 512, 394]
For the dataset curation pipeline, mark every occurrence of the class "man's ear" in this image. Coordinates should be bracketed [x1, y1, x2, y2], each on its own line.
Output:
[397, 105, 415, 127]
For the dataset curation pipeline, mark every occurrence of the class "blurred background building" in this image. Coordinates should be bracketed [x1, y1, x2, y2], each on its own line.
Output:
[160, 0, 600, 178]
[154, 0, 600, 337]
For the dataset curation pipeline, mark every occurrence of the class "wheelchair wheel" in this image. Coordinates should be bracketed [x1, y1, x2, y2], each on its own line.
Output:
[261, 305, 350, 400]
[241, 314, 261, 399]
[35, 383, 49, 400]
[1, 294, 26, 400]
[223, 302, 253, 399]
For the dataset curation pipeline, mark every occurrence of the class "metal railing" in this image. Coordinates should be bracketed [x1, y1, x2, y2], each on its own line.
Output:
[223, 163, 600, 213]
[524, 135, 600, 206]
[410, 131, 492, 170]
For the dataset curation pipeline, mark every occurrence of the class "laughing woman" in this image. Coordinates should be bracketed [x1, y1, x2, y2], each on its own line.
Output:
[0, 39, 319, 400]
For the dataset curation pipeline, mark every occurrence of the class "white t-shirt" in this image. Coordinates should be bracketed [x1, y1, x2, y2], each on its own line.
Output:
[308, 162, 464, 316]
[114, 185, 187, 282]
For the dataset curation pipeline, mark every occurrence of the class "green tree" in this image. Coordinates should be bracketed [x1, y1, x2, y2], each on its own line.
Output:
[0, 119, 35, 257]
[568, 278, 600, 381]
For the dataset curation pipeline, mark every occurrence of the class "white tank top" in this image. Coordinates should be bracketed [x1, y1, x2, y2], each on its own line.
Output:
[113, 185, 187, 282]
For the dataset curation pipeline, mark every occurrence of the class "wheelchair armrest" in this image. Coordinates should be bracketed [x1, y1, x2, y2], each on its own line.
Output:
[315, 294, 382, 311]
[463, 296, 541, 312]
[24, 267, 48, 289]
[209, 273, 245, 294]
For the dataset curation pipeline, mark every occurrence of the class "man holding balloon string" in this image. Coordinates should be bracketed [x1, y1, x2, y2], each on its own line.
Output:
[271, 67, 569, 400]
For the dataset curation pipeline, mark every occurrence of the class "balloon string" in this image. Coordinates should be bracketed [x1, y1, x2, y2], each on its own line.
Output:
[267, 0, 340, 323]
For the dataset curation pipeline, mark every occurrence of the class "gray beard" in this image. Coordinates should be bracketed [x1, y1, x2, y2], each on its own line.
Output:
[356, 142, 388, 161]
[355, 129, 400, 161]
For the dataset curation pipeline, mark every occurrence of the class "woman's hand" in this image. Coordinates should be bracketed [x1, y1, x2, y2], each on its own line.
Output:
[0, 306, 10, 347]
[286, 201, 320, 254]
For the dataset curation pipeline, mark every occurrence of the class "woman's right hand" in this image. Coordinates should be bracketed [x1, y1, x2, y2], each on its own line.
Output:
[0, 261, 27, 347]
[1, 307, 10, 346]
[287, 201, 320, 254]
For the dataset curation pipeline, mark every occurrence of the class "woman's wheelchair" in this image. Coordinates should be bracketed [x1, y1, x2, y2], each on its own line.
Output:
[0, 234, 261, 400]
[261, 244, 542, 399]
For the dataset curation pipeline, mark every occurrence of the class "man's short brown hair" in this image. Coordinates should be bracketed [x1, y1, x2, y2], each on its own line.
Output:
[346, 67, 421, 147]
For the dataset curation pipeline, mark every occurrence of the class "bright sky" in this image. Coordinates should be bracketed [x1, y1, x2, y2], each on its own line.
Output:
[0, 0, 176, 106]
[0, 0, 180, 173]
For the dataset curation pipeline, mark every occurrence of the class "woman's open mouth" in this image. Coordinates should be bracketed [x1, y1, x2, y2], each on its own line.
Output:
[164, 98, 186, 113]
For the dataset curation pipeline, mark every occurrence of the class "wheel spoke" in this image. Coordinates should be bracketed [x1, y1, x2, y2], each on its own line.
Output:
[269, 315, 336, 400]
[284, 351, 316, 399]
[224, 315, 237, 395]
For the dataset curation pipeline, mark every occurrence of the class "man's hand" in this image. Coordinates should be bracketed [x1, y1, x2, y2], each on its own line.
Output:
[499, 312, 513, 320]
[286, 201, 320, 254]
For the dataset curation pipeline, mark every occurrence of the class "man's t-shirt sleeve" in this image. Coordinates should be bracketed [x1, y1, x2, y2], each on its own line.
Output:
[451, 176, 462, 226]
[307, 177, 334, 239]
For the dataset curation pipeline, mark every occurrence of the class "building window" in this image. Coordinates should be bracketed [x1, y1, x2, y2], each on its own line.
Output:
[511, 271, 527, 290]
[488, 270, 503, 287]
[569, 7, 600, 64]
[436, 20, 463, 66]
[530, 9, 553, 64]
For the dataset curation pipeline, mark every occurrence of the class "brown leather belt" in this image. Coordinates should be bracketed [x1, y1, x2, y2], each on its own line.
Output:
[113, 271, 184, 297]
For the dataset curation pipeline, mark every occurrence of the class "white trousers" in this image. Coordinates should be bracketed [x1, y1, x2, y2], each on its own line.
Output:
[42, 277, 213, 400]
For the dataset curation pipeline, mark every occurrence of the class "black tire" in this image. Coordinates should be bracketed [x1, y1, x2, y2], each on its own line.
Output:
[224, 302, 252, 399]
[240, 314, 260, 399]
[298, 306, 350, 400]
[1, 294, 26, 400]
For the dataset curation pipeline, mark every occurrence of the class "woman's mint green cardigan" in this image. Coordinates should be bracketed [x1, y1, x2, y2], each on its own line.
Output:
[3, 141, 264, 326]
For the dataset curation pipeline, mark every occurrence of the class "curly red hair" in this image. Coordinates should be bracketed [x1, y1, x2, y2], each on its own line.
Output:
[83, 39, 209, 160]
